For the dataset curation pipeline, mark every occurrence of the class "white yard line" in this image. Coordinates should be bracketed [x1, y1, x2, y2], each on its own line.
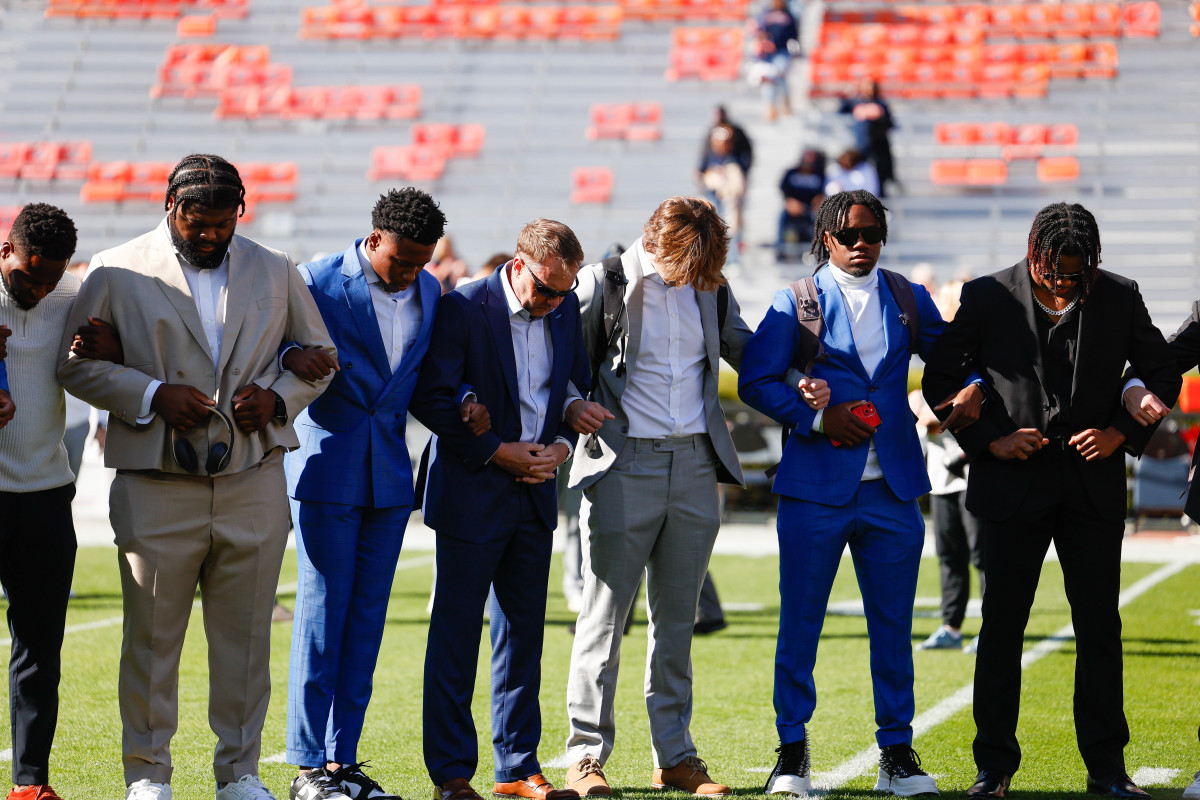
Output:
[1131, 767, 1180, 786]
[817, 560, 1191, 791]
[0, 748, 10, 761]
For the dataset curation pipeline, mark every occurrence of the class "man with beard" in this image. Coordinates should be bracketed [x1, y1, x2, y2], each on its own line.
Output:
[58, 154, 336, 800]
[0, 204, 78, 800]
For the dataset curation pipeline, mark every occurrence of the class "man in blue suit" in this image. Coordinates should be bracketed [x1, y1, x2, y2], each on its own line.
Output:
[739, 190, 978, 798]
[410, 219, 603, 800]
[284, 188, 450, 800]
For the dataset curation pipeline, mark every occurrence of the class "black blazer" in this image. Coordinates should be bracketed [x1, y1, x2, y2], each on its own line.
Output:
[923, 260, 1181, 523]
[1160, 302, 1200, 520]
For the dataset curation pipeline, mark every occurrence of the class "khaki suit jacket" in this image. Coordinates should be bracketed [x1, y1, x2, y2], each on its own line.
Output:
[567, 244, 751, 490]
[58, 224, 336, 475]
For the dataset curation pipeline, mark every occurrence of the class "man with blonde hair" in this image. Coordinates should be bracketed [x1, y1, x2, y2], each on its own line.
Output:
[411, 219, 603, 800]
[561, 197, 772, 796]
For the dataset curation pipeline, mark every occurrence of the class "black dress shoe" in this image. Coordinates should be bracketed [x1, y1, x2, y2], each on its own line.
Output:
[968, 770, 1011, 798]
[1086, 775, 1152, 799]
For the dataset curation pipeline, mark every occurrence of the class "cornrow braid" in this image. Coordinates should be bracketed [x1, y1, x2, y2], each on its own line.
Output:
[165, 154, 246, 216]
[1026, 202, 1102, 303]
[810, 189, 889, 263]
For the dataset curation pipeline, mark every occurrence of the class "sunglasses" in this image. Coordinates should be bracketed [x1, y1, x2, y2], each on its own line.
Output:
[526, 263, 579, 298]
[1038, 268, 1085, 285]
[830, 226, 885, 248]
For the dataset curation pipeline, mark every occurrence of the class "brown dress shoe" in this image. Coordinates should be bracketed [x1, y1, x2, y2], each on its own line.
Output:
[564, 756, 613, 797]
[494, 774, 577, 800]
[435, 778, 485, 800]
[652, 756, 731, 797]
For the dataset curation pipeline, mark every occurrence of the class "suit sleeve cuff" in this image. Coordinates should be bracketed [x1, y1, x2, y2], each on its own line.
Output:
[811, 408, 824, 434]
[137, 380, 162, 424]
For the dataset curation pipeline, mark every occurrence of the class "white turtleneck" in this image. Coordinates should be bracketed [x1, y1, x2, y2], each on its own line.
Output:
[812, 264, 884, 481]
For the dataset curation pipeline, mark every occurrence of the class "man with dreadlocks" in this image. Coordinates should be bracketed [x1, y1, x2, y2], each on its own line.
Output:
[922, 202, 1180, 799]
[740, 189, 982, 798]
[58, 154, 336, 800]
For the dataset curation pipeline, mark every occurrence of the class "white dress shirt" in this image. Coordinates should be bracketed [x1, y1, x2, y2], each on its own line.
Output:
[137, 218, 230, 421]
[622, 237, 708, 439]
[358, 240, 422, 373]
[495, 263, 578, 455]
[811, 264, 885, 481]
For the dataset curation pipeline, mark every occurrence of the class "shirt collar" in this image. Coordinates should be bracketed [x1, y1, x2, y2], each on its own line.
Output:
[634, 236, 667, 286]
[501, 262, 531, 321]
[826, 262, 880, 293]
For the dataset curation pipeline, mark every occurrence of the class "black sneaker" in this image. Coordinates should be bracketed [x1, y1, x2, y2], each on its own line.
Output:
[332, 762, 403, 800]
[874, 744, 939, 796]
[291, 769, 352, 800]
[765, 738, 811, 796]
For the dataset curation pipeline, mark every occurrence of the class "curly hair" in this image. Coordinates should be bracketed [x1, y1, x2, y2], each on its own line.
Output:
[371, 187, 447, 246]
[9, 203, 78, 262]
[1026, 202, 1102, 303]
[810, 189, 888, 263]
[165, 154, 246, 216]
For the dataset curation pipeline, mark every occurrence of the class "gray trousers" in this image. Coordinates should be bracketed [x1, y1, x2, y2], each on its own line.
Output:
[565, 435, 721, 768]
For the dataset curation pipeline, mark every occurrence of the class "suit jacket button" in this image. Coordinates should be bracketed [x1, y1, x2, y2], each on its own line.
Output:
[396, 413, 402, 419]
[1042, 403, 1051, 411]
[232, 368, 240, 376]
[869, 385, 877, 392]
[620, 425, 628, 433]
[370, 409, 376, 417]
[345, 362, 353, 369]
[176, 370, 185, 378]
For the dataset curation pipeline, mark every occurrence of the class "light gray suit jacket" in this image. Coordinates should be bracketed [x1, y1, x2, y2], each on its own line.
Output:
[58, 224, 336, 475]
[567, 244, 751, 490]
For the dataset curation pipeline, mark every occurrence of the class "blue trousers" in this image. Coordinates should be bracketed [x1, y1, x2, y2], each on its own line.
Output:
[774, 480, 924, 748]
[423, 488, 552, 785]
[286, 498, 411, 767]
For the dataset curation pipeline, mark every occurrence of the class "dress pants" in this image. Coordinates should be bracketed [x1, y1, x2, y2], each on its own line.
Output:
[423, 485, 553, 785]
[774, 479, 925, 748]
[565, 434, 720, 769]
[109, 453, 290, 785]
[930, 491, 985, 629]
[0, 484, 76, 786]
[287, 499, 410, 767]
[972, 447, 1128, 779]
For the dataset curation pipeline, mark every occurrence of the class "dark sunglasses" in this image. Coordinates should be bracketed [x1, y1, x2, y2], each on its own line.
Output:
[527, 265, 579, 298]
[1038, 268, 1085, 285]
[830, 226, 885, 247]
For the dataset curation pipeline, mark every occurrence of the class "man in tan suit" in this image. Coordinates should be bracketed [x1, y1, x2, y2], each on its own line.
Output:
[58, 155, 336, 800]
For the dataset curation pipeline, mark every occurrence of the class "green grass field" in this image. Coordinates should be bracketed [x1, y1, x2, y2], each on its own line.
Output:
[2, 547, 1198, 800]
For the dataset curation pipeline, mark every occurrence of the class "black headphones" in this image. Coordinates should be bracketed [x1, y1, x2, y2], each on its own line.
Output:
[171, 405, 235, 474]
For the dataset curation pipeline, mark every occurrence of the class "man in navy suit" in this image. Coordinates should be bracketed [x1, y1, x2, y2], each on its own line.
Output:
[284, 188, 451, 800]
[410, 219, 603, 800]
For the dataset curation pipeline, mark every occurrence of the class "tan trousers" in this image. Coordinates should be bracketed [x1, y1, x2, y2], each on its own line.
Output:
[109, 451, 289, 785]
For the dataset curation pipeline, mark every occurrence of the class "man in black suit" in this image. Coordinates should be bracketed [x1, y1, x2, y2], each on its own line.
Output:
[922, 203, 1181, 800]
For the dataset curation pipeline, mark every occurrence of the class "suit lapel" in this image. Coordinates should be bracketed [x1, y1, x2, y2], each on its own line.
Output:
[342, 242, 393, 379]
[1011, 260, 1052, 402]
[816, 267, 871, 382]
[484, 270, 521, 415]
[621, 247, 645, 380]
[698, 287, 719, 373]
[1069, 273, 1099, 405]
[146, 224, 212, 358]
[875, 275, 905, 380]
[217, 236, 253, 373]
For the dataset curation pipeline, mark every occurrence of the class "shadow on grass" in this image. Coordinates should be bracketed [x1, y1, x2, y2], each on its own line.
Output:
[610, 791, 1183, 800]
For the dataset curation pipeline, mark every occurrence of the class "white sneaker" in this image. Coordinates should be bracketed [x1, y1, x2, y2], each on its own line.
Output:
[765, 739, 812, 796]
[1183, 771, 1200, 800]
[216, 775, 278, 800]
[127, 780, 172, 800]
[874, 744, 939, 796]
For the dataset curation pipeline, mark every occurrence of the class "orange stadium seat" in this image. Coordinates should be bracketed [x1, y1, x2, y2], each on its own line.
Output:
[196, 0, 247, 19]
[406, 146, 448, 182]
[930, 159, 968, 185]
[368, 147, 411, 181]
[965, 159, 1008, 186]
[1123, 1, 1161, 37]
[452, 124, 486, 157]
[456, 7, 498, 37]
[54, 141, 94, 181]
[491, 6, 530, 38]
[935, 123, 980, 147]
[1056, 4, 1092, 38]
[586, 6, 622, 40]
[625, 102, 662, 141]
[240, 162, 298, 201]
[1084, 42, 1118, 79]
[1047, 123, 1079, 147]
[1090, 2, 1123, 36]
[1049, 43, 1088, 79]
[526, 6, 563, 38]
[412, 123, 457, 157]
[177, 13, 216, 36]
[20, 141, 91, 181]
[0, 144, 33, 180]
[570, 167, 613, 204]
[587, 104, 634, 140]
[1037, 156, 1080, 183]
[124, 162, 173, 201]
[1022, 4, 1060, 38]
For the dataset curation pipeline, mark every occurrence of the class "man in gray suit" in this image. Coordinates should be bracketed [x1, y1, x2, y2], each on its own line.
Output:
[562, 197, 786, 796]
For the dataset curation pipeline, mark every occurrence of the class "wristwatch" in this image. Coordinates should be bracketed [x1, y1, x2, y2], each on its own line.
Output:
[272, 391, 288, 423]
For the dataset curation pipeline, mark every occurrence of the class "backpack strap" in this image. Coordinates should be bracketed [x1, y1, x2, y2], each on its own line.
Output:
[879, 268, 921, 355]
[717, 283, 729, 329]
[592, 255, 628, 392]
[789, 276, 826, 375]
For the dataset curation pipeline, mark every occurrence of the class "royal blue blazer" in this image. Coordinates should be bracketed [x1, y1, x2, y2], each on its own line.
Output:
[285, 240, 440, 509]
[738, 266, 945, 506]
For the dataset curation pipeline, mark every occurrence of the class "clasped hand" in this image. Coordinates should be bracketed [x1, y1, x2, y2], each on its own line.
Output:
[491, 441, 568, 484]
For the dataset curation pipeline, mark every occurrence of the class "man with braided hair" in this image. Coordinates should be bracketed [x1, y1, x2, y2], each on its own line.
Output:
[59, 154, 336, 800]
[741, 189, 981, 797]
[923, 202, 1180, 799]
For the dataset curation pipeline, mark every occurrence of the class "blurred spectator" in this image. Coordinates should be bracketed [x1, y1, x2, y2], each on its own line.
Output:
[698, 106, 753, 177]
[776, 148, 825, 262]
[699, 126, 747, 261]
[838, 80, 896, 196]
[825, 147, 880, 196]
[425, 234, 469, 293]
[936, 276, 969, 322]
[455, 251, 512, 288]
[754, 0, 799, 122]
[909, 263, 936, 296]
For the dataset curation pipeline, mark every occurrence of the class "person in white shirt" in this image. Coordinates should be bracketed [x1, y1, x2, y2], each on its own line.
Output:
[562, 198, 764, 797]
[0, 204, 79, 800]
